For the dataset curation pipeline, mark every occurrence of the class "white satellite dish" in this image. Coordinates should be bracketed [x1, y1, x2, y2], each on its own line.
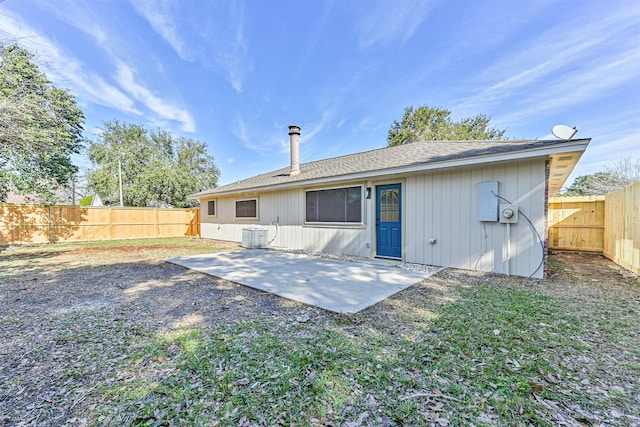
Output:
[552, 124, 579, 140]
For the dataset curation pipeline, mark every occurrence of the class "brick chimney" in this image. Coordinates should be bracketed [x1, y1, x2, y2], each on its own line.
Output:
[288, 125, 301, 176]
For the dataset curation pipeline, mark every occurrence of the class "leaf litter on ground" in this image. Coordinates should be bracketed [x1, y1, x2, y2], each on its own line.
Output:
[0, 240, 638, 426]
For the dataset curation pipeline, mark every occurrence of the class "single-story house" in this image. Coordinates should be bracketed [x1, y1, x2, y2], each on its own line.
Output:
[190, 126, 590, 278]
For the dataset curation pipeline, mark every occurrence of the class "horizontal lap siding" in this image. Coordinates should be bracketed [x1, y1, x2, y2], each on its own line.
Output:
[405, 160, 546, 278]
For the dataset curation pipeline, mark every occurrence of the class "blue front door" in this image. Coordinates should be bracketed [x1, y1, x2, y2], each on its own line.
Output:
[376, 184, 401, 258]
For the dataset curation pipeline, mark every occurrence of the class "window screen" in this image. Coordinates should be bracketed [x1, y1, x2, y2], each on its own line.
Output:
[236, 199, 257, 218]
[306, 186, 361, 223]
[207, 200, 216, 216]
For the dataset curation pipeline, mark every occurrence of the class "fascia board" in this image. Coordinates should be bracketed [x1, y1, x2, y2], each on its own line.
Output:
[190, 140, 590, 198]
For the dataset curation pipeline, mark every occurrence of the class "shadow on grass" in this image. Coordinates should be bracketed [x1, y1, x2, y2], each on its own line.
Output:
[2, 250, 639, 426]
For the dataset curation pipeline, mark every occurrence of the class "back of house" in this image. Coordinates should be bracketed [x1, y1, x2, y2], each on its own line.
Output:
[190, 126, 590, 278]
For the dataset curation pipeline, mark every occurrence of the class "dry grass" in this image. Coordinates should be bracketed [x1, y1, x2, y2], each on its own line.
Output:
[1, 239, 638, 426]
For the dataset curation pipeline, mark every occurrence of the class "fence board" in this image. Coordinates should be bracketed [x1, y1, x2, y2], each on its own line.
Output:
[0, 205, 201, 245]
[548, 196, 605, 252]
[604, 181, 640, 275]
[0, 204, 51, 244]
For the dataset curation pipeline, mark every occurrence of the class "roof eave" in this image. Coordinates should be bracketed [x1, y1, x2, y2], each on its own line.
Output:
[190, 139, 590, 199]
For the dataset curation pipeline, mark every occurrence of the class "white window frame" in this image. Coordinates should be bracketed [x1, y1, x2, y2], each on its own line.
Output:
[304, 184, 365, 227]
[235, 198, 259, 220]
[205, 199, 217, 217]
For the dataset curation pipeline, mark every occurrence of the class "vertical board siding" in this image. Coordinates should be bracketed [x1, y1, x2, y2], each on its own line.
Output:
[548, 196, 605, 252]
[440, 172, 453, 268]
[405, 159, 546, 278]
[458, 170, 472, 269]
[200, 187, 371, 257]
[469, 168, 485, 271]
[405, 175, 423, 262]
[0, 205, 200, 244]
[604, 181, 640, 275]
[493, 164, 508, 274]
[508, 161, 536, 277]
[200, 161, 546, 278]
[431, 173, 443, 267]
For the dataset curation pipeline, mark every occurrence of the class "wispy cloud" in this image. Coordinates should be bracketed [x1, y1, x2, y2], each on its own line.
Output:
[580, 111, 640, 163]
[1, 8, 195, 132]
[452, 7, 640, 121]
[115, 63, 195, 132]
[0, 10, 139, 115]
[130, 0, 248, 92]
[564, 109, 640, 185]
[20, 2, 197, 132]
[129, 0, 190, 60]
[233, 118, 272, 153]
[565, 130, 640, 185]
[213, 1, 247, 93]
[301, 111, 332, 144]
[356, 1, 431, 49]
[233, 115, 332, 160]
[496, 47, 640, 125]
[35, 0, 109, 45]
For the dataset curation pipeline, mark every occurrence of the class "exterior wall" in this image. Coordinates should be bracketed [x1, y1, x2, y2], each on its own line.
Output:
[200, 186, 374, 257]
[404, 159, 546, 278]
[200, 158, 547, 278]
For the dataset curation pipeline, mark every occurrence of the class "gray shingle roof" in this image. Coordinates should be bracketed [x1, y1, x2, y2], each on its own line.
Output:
[192, 139, 590, 197]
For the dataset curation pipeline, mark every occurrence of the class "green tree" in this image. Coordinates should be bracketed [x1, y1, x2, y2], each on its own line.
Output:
[561, 158, 640, 196]
[0, 45, 85, 202]
[86, 121, 219, 207]
[387, 105, 506, 146]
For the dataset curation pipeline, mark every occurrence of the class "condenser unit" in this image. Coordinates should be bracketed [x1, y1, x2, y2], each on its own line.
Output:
[242, 226, 268, 249]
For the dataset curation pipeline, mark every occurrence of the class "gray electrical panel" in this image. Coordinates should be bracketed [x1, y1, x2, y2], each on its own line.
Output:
[478, 181, 499, 222]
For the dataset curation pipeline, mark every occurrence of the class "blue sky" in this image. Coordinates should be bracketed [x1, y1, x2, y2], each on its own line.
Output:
[1, 0, 639, 188]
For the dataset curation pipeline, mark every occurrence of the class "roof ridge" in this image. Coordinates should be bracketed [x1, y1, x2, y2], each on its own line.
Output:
[192, 138, 590, 197]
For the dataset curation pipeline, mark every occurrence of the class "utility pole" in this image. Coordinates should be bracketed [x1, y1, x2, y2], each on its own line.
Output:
[118, 157, 123, 207]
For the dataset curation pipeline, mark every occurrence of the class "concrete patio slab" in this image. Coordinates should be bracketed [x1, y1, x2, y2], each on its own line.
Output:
[166, 249, 442, 313]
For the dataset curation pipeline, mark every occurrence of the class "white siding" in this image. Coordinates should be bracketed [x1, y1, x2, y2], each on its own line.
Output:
[404, 159, 546, 278]
[200, 186, 373, 257]
[200, 159, 547, 278]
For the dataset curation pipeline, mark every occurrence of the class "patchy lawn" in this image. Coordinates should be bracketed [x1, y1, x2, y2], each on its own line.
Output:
[1, 239, 638, 426]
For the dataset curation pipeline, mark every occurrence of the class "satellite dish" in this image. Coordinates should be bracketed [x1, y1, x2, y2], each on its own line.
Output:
[552, 124, 579, 140]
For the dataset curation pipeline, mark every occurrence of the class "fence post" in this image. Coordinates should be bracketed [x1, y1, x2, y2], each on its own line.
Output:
[108, 207, 113, 240]
[48, 205, 55, 243]
[191, 208, 195, 237]
[185, 209, 191, 237]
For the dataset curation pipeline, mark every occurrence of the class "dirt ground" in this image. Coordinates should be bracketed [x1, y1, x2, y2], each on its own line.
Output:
[0, 241, 327, 426]
[0, 241, 638, 426]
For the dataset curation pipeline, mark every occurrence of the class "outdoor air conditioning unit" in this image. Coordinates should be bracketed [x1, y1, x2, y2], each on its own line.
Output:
[242, 226, 268, 249]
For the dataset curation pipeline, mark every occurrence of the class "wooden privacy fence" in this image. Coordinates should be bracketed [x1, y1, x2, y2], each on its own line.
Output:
[0, 205, 200, 245]
[548, 195, 605, 252]
[604, 181, 639, 275]
[549, 181, 640, 275]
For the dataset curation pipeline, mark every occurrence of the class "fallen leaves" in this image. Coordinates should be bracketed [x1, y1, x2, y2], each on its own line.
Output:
[1, 246, 638, 426]
[401, 387, 460, 402]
